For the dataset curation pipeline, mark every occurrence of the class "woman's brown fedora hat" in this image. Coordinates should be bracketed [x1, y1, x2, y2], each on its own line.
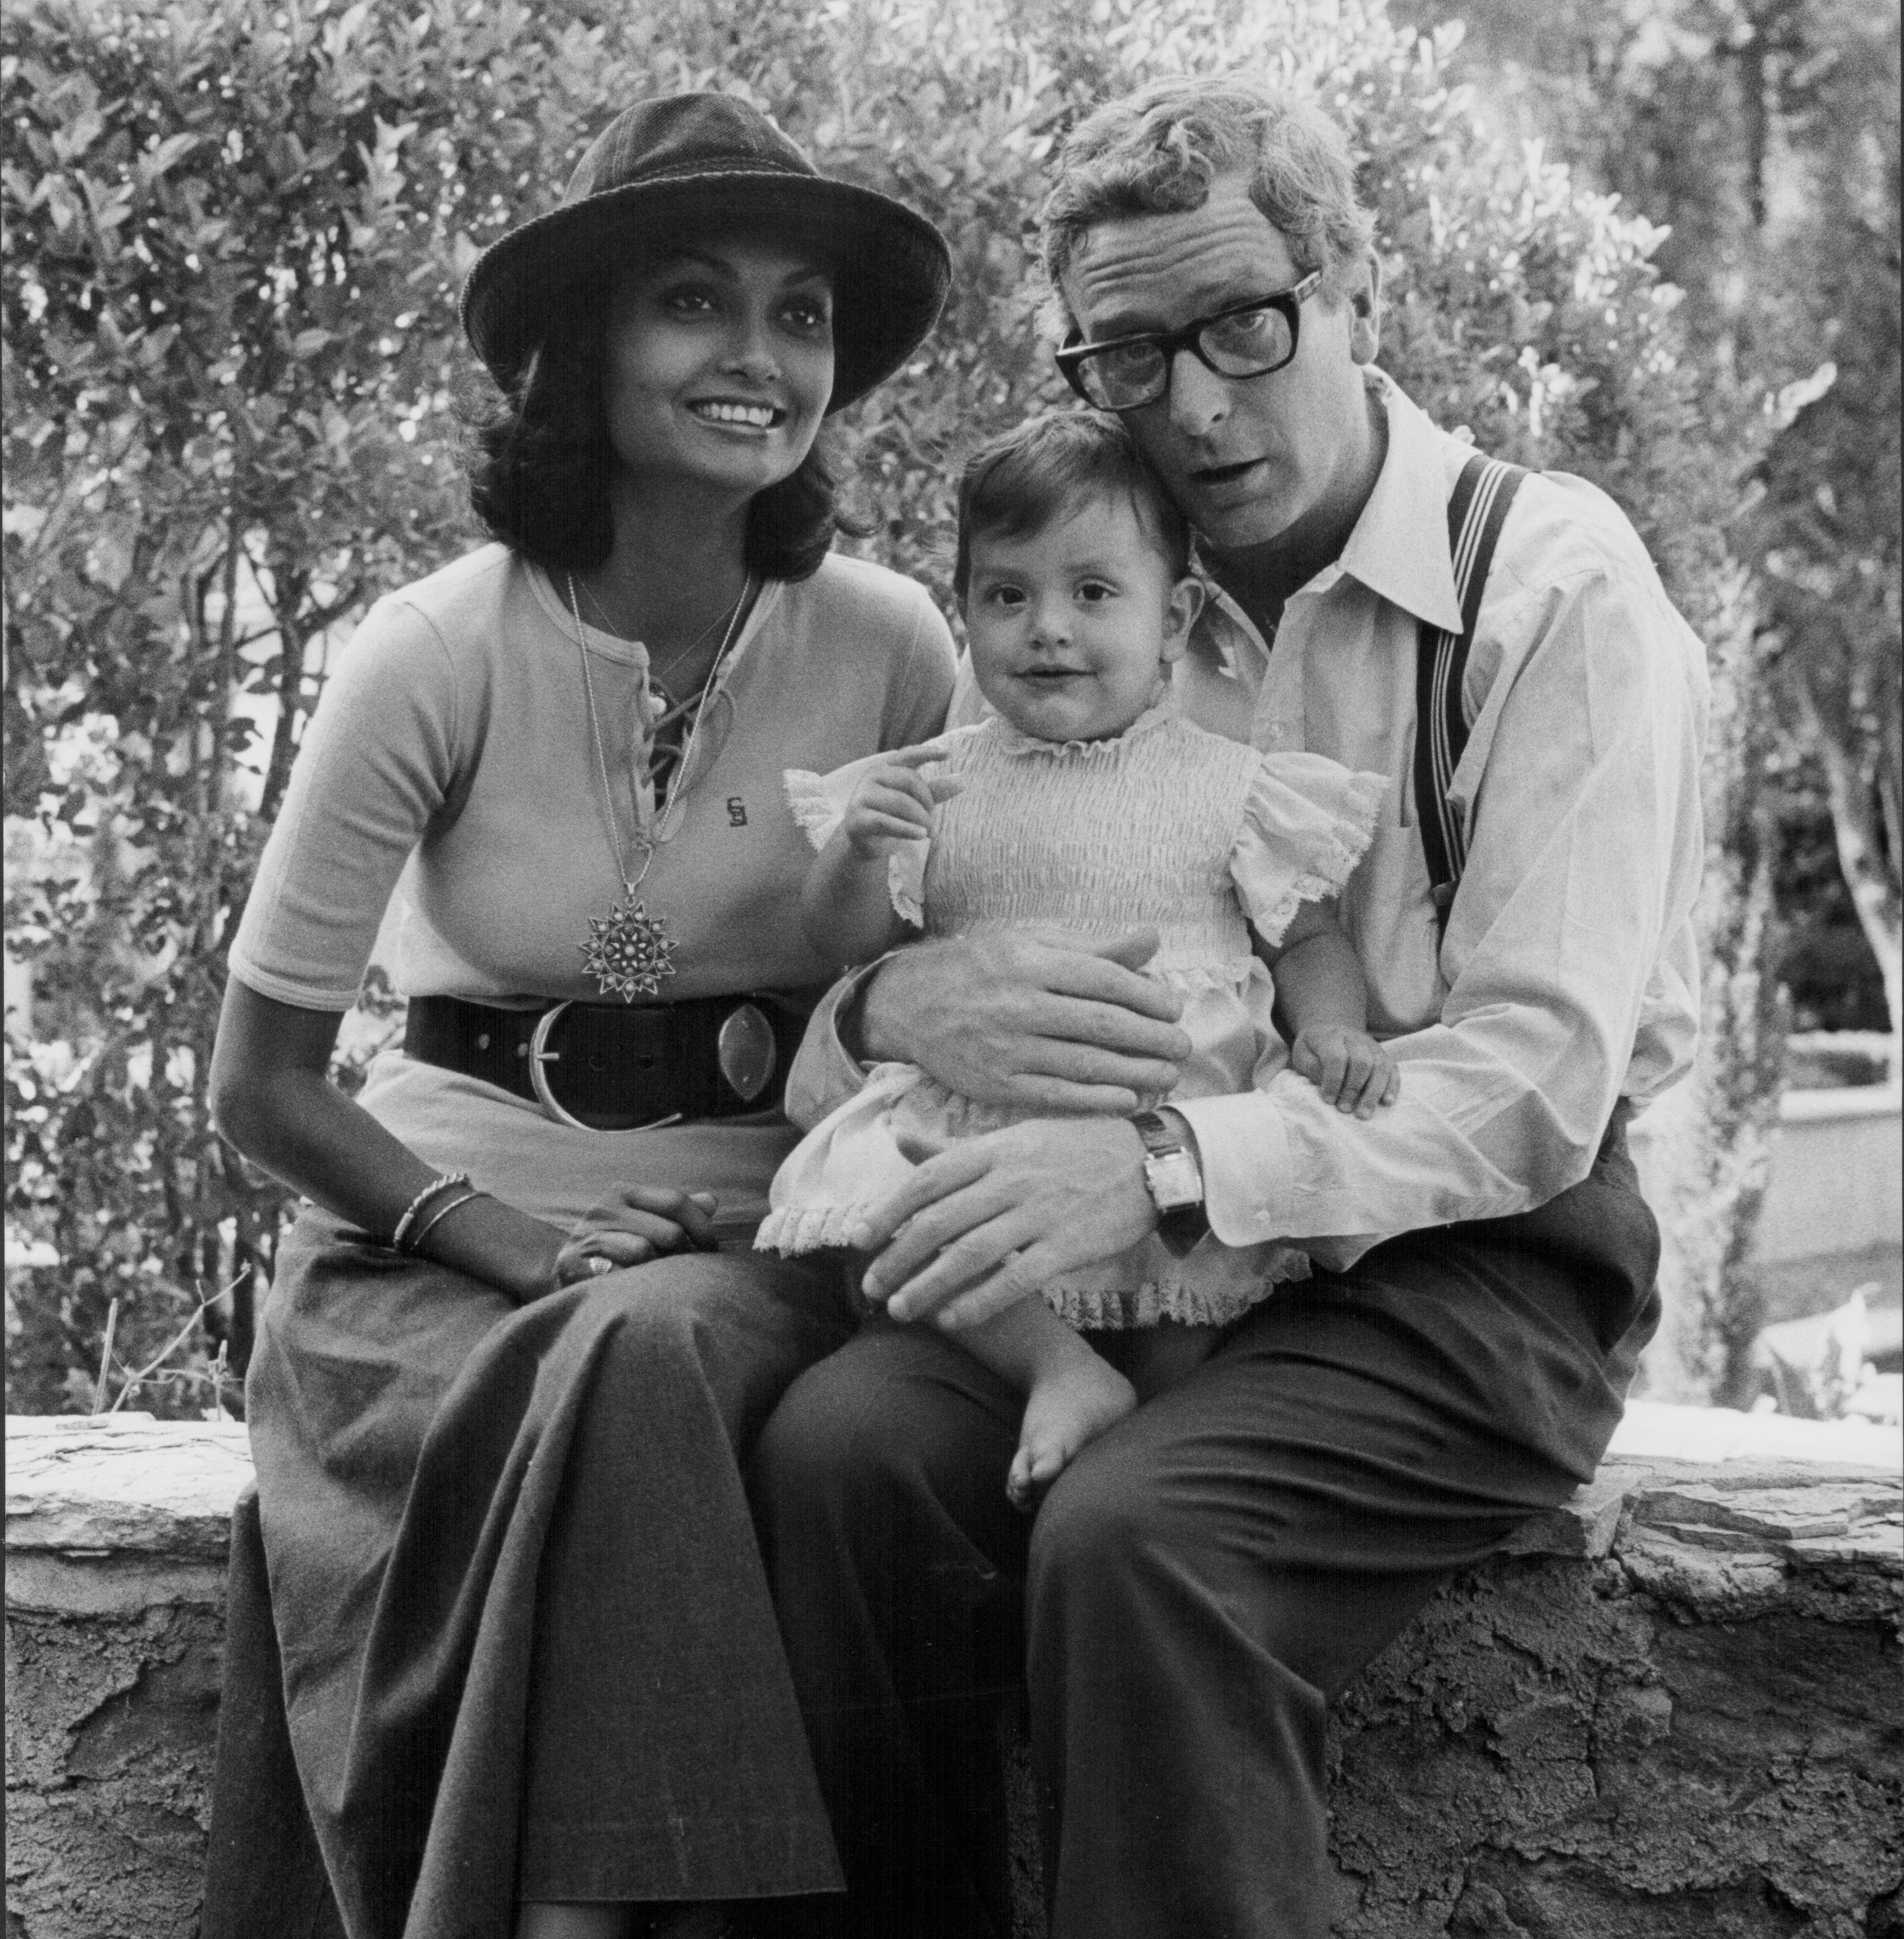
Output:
[462, 92, 952, 412]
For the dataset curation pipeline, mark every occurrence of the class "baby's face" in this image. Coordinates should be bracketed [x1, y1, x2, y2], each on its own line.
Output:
[963, 493, 1203, 744]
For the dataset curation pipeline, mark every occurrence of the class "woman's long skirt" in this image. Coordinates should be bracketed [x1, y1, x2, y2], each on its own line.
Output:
[201, 1206, 861, 1939]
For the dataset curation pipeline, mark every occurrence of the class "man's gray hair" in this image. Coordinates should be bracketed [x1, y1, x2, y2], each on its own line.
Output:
[1040, 76, 1377, 331]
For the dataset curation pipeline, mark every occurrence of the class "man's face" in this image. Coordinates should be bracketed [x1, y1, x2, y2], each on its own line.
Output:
[1060, 173, 1378, 554]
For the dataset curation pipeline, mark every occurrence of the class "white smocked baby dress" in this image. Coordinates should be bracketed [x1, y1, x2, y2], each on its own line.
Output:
[756, 705, 1385, 1328]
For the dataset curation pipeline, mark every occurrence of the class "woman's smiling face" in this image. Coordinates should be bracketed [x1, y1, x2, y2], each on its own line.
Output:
[600, 233, 835, 503]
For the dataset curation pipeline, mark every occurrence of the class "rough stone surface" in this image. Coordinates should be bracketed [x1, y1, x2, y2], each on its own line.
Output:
[7, 1415, 253, 1565]
[6, 1418, 244, 1939]
[5, 1418, 1901, 1939]
[1327, 1460, 1904, 1939]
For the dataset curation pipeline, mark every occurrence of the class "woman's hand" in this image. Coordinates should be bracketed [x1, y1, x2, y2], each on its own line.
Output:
[851, 1119, 1159, 1329]
[857, 928, 1192, 1113]
[843, 745, 964, 858]
[554, 1187, 720, 1285]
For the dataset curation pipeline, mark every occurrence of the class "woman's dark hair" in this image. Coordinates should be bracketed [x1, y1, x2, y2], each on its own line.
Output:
[465, 270, 852, 583]
[952, 411, 1192, 601]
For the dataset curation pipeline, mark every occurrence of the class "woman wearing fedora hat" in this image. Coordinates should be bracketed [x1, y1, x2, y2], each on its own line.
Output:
[201, 95, 952, 1939]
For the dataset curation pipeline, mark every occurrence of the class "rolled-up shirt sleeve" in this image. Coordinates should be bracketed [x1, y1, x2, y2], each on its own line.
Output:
[783, 955, 894, 1130]
[1176, 563, 1709, 1267]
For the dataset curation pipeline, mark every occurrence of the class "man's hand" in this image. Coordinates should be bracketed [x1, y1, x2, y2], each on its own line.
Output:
[851, 1118, 1160, 1329]
[1288, 1024, 1400, 1119]
[858, 928, 1192, 1113]
[843, 746, 965, 858]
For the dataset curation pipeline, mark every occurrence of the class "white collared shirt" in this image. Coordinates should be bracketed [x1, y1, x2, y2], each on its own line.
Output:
[790, 371, 1710, 1264]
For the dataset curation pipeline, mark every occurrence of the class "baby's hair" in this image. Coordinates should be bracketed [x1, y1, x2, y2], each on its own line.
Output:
[952, 412, 1192, 601]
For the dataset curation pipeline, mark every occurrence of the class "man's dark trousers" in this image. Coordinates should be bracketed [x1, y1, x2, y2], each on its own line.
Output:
[746, 1115, 1659, 1939]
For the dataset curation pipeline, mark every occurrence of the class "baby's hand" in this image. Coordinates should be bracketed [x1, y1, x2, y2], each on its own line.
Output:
[843, 745, 964, 859]
[1289, 1025, 1400, 1119]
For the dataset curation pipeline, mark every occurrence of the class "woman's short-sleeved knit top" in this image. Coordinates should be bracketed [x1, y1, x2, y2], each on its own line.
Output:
[229, 542, 956, 1232]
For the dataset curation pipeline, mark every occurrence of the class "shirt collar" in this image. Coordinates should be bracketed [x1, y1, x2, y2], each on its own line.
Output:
[1185, 368, 1466, 662]
[1189, 578, 1265, 681]
[1338, 370, 1465, 634]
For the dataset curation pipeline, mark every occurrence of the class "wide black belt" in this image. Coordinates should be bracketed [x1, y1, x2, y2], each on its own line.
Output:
[403, 991, 821, 1131]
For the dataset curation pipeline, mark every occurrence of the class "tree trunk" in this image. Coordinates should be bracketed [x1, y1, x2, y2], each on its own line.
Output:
[1738, 24, 1769, 234]
[1806, 693, 1904, 1081]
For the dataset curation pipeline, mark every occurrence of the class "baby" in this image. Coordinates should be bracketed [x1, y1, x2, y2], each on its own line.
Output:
[760, 413, 1396, 1505]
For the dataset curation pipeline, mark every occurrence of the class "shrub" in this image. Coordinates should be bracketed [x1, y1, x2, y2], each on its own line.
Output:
[4, 0, 1754, 1412]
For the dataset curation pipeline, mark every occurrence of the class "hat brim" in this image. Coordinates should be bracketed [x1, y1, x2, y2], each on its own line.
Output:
[461, 170, 950, 412]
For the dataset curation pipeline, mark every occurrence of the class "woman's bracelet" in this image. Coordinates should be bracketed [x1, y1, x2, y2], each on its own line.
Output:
[406, 1187, 488, 1256]
[391, 1172, 473, 1254]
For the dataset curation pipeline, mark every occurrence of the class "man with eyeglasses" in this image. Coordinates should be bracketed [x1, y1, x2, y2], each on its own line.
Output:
[755, 74, 1707, 1939]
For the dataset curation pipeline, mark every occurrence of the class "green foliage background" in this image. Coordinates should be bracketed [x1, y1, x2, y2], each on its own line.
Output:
[1391, 0, 1900, 1399]
[0, 0, 1814, 1412]
[1390, 0, 1900, 1036]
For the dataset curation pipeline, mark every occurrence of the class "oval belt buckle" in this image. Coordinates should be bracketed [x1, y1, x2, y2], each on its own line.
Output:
[529, 1001, 683, 1133]
[717, 1001, 777, 1104]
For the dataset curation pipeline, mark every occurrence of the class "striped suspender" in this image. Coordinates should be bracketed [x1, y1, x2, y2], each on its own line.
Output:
[1413, 452, 1529, 934]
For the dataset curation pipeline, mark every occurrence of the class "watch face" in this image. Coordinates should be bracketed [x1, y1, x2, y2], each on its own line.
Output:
[1144, 1149, 1203, 1212]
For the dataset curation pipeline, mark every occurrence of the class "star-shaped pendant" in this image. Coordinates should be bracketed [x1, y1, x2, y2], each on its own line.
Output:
[580, 894, 678, 1002]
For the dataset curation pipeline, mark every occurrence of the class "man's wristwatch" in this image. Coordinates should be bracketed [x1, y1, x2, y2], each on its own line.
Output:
[1131, 1109, 1209, 1255]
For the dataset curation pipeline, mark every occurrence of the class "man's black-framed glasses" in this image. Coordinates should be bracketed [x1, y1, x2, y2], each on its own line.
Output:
[1054, 271, 1325, 412]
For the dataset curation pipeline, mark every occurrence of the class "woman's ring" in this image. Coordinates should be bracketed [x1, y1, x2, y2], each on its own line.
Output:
[584, 1254, 615, 1277]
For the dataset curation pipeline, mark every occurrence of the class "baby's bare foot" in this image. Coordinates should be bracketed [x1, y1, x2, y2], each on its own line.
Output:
[1007, 1354, 1137, 1512]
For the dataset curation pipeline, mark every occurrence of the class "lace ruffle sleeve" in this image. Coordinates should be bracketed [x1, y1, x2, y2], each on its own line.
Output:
[1229, 751, 1386, 946]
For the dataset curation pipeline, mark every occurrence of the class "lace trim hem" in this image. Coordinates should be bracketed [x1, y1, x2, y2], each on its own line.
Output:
[760, 1205, 1312, 1331]
[1042, 1276, 1291, 1329]
[756, 1204, 866, 1255]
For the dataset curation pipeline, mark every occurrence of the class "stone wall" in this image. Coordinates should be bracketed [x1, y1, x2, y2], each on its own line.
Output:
[6, 1415, 1901, 1938]
[7, 1419, 251, 1939]
[1328, 1472, 1904, 1937]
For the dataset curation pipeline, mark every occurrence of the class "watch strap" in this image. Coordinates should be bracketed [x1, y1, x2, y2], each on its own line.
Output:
[1131, 1109, 1209, 1256]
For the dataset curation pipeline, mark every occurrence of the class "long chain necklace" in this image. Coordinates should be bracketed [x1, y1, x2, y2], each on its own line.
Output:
[571, 570, 744, 693]
[567, 570, 752, 1002]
